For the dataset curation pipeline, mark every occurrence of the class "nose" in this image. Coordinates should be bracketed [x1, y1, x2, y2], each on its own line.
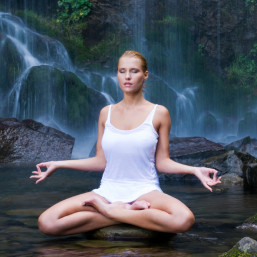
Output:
[125, 71, 131, 79]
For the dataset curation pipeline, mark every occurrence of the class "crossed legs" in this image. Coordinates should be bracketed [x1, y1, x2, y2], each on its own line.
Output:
[38, 190, 195, 236]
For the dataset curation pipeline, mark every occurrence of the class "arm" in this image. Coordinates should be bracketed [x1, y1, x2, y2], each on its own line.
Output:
[154, 106, 221, 191]
[30, 106, 109, 184]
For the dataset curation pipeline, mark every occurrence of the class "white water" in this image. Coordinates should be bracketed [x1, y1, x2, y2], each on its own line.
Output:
[0, 9, 253, 157]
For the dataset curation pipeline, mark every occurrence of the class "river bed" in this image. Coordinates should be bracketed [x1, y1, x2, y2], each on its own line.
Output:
[0, 166, 256, 256]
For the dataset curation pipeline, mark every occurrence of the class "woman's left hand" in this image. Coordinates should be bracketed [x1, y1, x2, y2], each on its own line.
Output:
[194, 167, 221, 192]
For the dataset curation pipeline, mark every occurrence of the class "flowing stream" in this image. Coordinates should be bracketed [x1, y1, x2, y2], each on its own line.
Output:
[0, 166, 256, 257]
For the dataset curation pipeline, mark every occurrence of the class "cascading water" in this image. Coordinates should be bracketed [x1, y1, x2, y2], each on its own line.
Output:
[0, 1, 255, 159]
[0, 10, 221, 150]
[0, 12, 108, 157]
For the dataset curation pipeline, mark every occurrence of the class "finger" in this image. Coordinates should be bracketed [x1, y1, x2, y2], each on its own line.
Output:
[202, 180, 213, 192]
[31, 171, 39, 174]
[210, 170, 218, 181]
[205, 184, 213, 192]
[30, 175, 41, 179]
[36, 177, 44, 184]
[36, 164, 42, 173]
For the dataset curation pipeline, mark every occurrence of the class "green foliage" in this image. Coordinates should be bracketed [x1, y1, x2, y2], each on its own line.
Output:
[57, 0, 92, 25]
[156, 16, 180, 26]
[15, 10, 60, 39]
[245, 0, 257, 12]
[15, 10, 91, 64]
[226, 43, 257, 98]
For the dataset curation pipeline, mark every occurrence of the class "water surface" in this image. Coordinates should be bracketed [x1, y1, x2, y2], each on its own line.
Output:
[0, 166, 256, 256]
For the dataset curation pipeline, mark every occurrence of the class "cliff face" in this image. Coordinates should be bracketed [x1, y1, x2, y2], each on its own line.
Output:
[85, 0, 257, 69]
[180, 0, 257, 68]
[2, 0, 256, 70]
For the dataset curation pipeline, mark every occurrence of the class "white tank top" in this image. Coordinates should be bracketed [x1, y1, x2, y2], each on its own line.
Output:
[93, 104, 162, 203]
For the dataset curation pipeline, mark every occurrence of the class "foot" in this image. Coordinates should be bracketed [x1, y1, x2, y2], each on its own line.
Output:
[129, 200, 150, 210]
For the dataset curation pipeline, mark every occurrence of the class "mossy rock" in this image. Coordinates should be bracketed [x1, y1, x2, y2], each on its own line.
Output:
[0, 36, 25, 94]
[220, 237, 257, 257]
[11, 65, 107, 133]
[244, 213, 257, 225]
[87, 224, 173, 240]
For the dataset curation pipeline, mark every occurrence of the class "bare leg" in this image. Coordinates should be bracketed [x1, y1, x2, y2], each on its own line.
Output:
[84, 190, 195, 233]
[38, 191, 119, 236]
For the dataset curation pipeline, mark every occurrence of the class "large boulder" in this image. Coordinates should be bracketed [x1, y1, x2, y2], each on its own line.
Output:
[226, 136, 257, 158]
[244, 163, 257, 188]
[0, 118, 74, 165]
[202, 150, 257, 185]
[8, 65, 108, 133]
[169, 137, 226, 164]
[202, 151, 257, 177]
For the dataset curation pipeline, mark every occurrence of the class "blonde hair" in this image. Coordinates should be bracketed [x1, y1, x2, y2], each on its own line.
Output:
[117, 50, 148, 72]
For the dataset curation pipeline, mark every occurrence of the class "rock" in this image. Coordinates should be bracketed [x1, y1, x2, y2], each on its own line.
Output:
[220, 173, 243, 185]
[226, 136, 257, 158]
[202, 150, 257, 177]
[87, 224, 172, 240]
[0, 35, 25, 114]
[169, 137, 226, 164]
[0, 118, 74, 165]
[244, 163, 257, 188]
[8, 65, 108, 133]
[239, 213, 257, 232]
[219, 237, 257, 256]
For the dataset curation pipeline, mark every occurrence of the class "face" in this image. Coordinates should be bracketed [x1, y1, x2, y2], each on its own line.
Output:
[117, 56, 148, 94]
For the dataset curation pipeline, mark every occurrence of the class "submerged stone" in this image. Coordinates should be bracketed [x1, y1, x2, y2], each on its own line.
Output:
[87, 224, 173, 240]
[238, 213, 257, 231]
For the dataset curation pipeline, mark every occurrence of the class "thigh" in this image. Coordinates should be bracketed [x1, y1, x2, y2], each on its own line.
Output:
[42, 191, 109, 219]
[136, 190, 192, 215]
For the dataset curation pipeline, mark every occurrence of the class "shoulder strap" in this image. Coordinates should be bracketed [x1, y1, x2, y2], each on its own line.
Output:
[106, 105, 112, 124]
[145, 104, 158, 123]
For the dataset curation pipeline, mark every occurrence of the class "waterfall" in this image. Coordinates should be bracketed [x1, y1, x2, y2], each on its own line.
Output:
[217, 0, 221, 75]
[0, 12, 108, 157]
[1, 2, 255, 152]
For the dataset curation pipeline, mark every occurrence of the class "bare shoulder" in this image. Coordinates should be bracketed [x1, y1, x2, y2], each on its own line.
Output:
[153, 105, 171, 132]
[99, 105, 110, 124]
[156, 105, 170, 120]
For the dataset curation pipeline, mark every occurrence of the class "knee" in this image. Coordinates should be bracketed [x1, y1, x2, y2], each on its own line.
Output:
[175, 209, 195, 233]
[38, 213, 61, 236]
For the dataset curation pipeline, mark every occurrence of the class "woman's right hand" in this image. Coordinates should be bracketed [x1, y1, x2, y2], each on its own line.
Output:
[30, 161, 58, 184]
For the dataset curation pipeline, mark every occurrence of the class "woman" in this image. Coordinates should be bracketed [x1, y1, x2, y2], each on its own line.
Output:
[30, 50, 221, 236]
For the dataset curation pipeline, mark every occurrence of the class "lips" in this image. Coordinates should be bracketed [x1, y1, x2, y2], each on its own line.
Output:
[124, 82, 132, 86]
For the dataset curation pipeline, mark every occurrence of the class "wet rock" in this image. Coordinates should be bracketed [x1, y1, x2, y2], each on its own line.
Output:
[169, 137, 225, 165]
[87, 224, 172, 240]
[0, 118, 74, 165]
[238, 213, 257, 232]
[219, 237, 257, 256]
[220, 173, 243, 185]
[9, 65, 108, 133]
[226, 136, 257, 158]
[244, 163, 257, 188]
[202, 150, 257, 177]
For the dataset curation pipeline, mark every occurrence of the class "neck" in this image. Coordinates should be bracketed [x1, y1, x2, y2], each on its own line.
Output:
[121, 92, 145, 107]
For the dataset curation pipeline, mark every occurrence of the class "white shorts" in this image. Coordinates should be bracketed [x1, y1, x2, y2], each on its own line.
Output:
[93, 178, 162, 203]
